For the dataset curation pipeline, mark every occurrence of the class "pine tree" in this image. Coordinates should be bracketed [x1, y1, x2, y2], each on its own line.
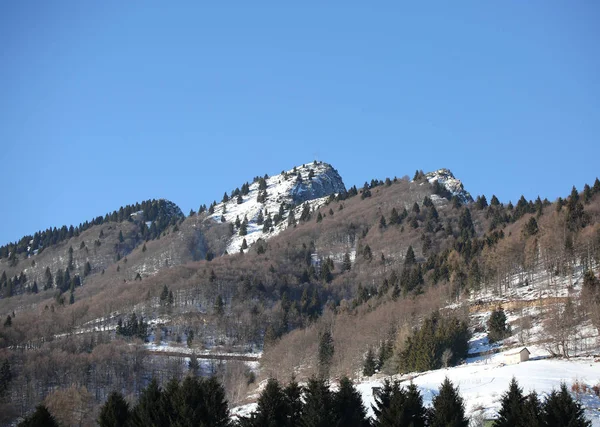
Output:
[18, 405, 59, 427]
[333, 377, 369, 427]
[379, 215, 387, 229]
[371, 379, 401, 426]
[300, 376, 335, 427]
[188, 352, 199, 375]
[542, 383, 590, 427]
[363, 348, 377, 376]
[487, 307, 509, 343]
[495, 378, 525, 427]
[284, 377, 303, 427]
[404, 246, 416, 267]
[428, 378, 469, 427]
[0, 359, 12, 399]
[521, 391, 542, 427]
[4, 315, 11, 327]
[252, 378, 288, 427]
[401, 383, 427, 427]
[129, 378, 168, 427]
[318, 331, 334, 378]
[98, 391, 130, 427]
[342, 253, 352, 272]
[214, 295, 225, 316]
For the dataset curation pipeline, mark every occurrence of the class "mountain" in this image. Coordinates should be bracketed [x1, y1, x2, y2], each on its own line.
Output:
[207, 161, 346, 253]
[1, 161, 599, 426]
[425, 168, 473, 203]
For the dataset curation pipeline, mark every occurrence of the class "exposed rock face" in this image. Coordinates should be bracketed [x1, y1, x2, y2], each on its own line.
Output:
[290, 163, 347, 204]
[207, 161, 346, 253]
[425, 168, 473, 203]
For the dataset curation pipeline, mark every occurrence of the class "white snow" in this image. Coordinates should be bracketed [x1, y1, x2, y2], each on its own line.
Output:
[207, 162, 342, 253]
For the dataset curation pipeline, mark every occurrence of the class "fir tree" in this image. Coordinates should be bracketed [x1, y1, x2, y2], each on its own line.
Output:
[521, 391, 542, 427]
[363, 348, 377, 376]
[495, 378, 525, 427]
[333, 377, 369, 427]
[318, 331, 334, 378]
[129, 378, 168, 427]
[342, 253, 352, 272]
[371, 379, 401, 426]
[542, 383, 591, 427]
[188, 352, 199, 375]
[0, 359, 12, 399]
[404, 246, 416, 267]
[98, 391, 130, 427]
[487, 307, 509, 343]
[389, 208, 400, 225]
[284, 377, 303, 427]
[428, 378, 469, 427]
[18, 405, 59, 427]
[300, 377, 335, 427]
[252, 378, 288, 427]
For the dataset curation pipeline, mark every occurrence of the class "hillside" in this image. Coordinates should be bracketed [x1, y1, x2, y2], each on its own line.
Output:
[0, 162, 599, 426]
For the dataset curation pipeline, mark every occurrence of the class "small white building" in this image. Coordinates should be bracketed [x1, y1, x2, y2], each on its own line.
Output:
[504, 347, 530, 364]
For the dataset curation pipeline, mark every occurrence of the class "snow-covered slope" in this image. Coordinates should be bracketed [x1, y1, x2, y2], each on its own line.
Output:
[207, 162, 346, 253]
[425, 168, 473, 203]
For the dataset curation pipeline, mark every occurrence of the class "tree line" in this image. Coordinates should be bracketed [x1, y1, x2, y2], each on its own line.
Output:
[19, 375, 590, 426]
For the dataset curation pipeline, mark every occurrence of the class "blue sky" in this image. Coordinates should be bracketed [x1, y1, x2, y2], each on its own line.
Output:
[1, 1, 598, 245]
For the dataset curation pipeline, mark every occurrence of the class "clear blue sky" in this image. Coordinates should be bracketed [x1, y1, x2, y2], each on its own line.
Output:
[1, 1, 599, 245]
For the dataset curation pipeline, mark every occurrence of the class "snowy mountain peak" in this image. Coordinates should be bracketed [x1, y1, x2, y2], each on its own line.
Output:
[425, 168, 473, 203]
[207, 161, 346, 253]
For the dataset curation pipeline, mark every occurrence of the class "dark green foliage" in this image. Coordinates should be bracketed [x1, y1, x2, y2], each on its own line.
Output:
[404, 246, 416, 267]
[524, 217, 539, 236]
[300, 203, 311, 222]
[377, 340, 393, 370]
[487, 307, 510, 343]
[363, 245, 373, 261]
[361, 182, 372, 199]
[173, 376, 230, 427]
[333, 377, 369, 427]
[0, 359, 12, 399]
[98, 391, 130, 427]
[490, 195, 500, 206]
[494, 378, 525, 427]
[542, 383, 590, 427]
[318, 331, 334, 378]
[116, 313, 148, 341]
[521, 391, 542, 427]
[129, 378, 169, 427]
[4, 315, 11, 327]
[300, 376, 335, 427]
[18, 405, 59, 427]
[251, 378, 288, 427]
[399, 311, 469, 373]
[342, 253, 352, 272]
[363, 348, 377, 376]
[284, 377, 303, 427]
[372, 379, 426, 427]
[428, 378, 469, 427]
[214, 295, 225, 316]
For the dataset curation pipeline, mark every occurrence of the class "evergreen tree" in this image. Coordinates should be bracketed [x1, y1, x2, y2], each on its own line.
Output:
[379, 215, 387, 229]
[18, 405, 59, 427]
[98, 391, 130, 427]
[371, 379, 401, 426]
[404, 246, 416, 267]
[521, 391, 542, 427]
[363, 348, 377, 376]
[300, 377, 335, 427]
[129, 378, 168, 427]
[389, 208, 400, 225]
[0, 359, 12, 398]
[494, 378, 525, 427]
[31, 280, 38, 293]
[542, 383, 590, 427]
[318, 331, 334, 378]
[333, 377, 369, 427]
[241, 239, 248, 250]
[118, 230, 124, 243]
[428, 378, 469, 427]
[284, 377, 303, 427]
[222, 192, 229, 203]
[487, 307, 509, 343]
[252, 378, 288, 427]
[214, 295, 225, 316]
[342, 253, 352, 272]
[401, 383, 427, 427]
[188, 352, 200, 376]
[4, 315, 11, 327]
